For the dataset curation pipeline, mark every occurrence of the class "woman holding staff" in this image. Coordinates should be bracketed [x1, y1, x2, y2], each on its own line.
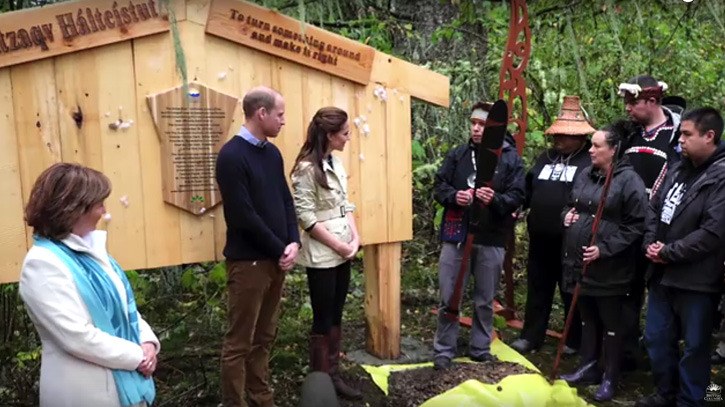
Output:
[559, 120, 647, 402]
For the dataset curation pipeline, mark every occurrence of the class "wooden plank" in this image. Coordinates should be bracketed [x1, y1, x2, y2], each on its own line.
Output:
[186, 0, 211, 25]
[11, 58, 62, 249]
[0, 0, 170, 69]
[301, 68, 332, 121]
[270, 58, 304, 180]
[54, 49, 103, 172]
[386, 91, 413, 242]
[133, 32, 183, 268]
[0, 69, 29, 283]
[357, 83, 388, 245]
[330, 78, 362, 238]
[89, 42, 148, 269]
[364, 242, 401, 359]
[174, 19, 216, 264]
[203, 33, 245, 260]
[370, 52, 450, 108]
[205, 0, 375, 85]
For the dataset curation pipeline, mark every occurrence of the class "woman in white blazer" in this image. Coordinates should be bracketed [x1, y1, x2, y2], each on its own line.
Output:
[20, 163, 159, 407]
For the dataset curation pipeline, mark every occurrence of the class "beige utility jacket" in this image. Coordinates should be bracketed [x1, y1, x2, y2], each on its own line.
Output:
[291, 156, 356, 268]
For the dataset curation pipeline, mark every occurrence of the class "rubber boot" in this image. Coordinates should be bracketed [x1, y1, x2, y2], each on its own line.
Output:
[561, 319, 602, 385]
[309, 334, 329, 372]
[594, 332, 622, 402]
[560, 359, 601, 385]
[328, 326, 362, 400]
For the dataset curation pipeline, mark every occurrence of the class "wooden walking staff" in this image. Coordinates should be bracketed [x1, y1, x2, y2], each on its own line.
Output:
[549, 156, 617, 381]
[443, 100, 509, 321]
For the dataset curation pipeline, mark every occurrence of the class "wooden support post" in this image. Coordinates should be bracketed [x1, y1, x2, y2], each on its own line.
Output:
[363, 242, 401, 359]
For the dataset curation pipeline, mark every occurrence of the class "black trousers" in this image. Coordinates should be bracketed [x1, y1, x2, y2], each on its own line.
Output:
[520, 233, 581, 349]
[579, 295, 626, 378]
[306, 261, 352, 334]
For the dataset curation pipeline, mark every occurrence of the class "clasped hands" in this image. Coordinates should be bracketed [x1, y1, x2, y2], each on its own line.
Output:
[137, 342, 157, 378]
[335, 236, 360, 260]
[646, 241, 666, 264]
[279, 242, 300, 271]
[455, 187, 495, 207]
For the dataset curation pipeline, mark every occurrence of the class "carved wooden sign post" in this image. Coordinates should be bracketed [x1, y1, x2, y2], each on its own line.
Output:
[146, 83, 239, 215]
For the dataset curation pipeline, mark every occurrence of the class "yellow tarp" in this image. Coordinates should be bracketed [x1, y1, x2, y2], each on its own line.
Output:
[361, 338, 594, 407]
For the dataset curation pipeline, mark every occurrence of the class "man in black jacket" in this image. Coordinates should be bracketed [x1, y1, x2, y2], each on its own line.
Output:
[636, 107, 725, 407]
[431, 101, 525, 370]
[509, 96, 593, 355]
[618, 74, 683, 370]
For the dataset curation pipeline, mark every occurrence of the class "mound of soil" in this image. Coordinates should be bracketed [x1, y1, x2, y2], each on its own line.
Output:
[387, 360, 531, 407]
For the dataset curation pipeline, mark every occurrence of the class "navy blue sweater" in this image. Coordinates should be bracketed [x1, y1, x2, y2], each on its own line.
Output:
[215, 135, 300, 261]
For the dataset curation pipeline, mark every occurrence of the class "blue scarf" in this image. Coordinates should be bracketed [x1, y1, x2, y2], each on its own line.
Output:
[35, 237, 155, 406]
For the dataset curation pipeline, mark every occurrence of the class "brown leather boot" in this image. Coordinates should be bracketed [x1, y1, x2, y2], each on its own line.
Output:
[309, 334, 329, 372]
[328, 326, 362, 400]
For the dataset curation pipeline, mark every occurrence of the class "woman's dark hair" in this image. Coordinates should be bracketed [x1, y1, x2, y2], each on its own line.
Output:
[25, 163, 111, 240]
[601, 119, 638, 160]
[291, 107, 348, 189]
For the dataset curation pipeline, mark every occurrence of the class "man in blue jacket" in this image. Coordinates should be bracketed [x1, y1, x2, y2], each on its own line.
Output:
[216, 86, 300, 407]
[431, 101, 525, 370]
[637, 107, 725, 407]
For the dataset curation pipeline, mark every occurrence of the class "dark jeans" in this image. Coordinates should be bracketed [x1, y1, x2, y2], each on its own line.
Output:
[221, 260, 285, 407]
[520, 233, 581, 349]
[644, 282, 719, 406]
[307, 261, 351, 334]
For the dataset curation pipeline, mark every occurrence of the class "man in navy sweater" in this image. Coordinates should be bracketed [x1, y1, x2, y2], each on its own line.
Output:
[216, 86, 300, 407]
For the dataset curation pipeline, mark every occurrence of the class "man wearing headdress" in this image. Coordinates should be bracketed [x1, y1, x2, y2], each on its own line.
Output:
[617, 75, 683, 371]
[431, 102, 525, 370]
[509, 96, 593, 355]
[618, 75, 682, 199]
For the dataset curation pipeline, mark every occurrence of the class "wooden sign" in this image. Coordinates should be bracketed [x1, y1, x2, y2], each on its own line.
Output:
[0, 0, 170, 69]
[147, 82, 239, 215]
[205, 0, 375, 85]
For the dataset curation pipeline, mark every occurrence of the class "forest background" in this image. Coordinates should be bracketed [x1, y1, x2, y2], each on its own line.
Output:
[1, 0, 724, 405]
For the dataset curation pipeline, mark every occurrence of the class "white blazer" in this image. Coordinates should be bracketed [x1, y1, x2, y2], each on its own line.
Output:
[19, 231, 159, 407]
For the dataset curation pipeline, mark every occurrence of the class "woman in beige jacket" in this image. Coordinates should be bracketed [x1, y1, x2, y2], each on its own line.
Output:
[291, 107, 361, 400]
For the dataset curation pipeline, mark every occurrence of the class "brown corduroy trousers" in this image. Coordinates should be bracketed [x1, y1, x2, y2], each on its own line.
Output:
[220, 260, 285, 407]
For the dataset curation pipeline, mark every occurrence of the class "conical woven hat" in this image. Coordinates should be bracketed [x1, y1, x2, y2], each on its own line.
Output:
[544, 96, 596, 136]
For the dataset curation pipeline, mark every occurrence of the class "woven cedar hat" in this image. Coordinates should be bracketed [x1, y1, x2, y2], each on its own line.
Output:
[544, 96, 596, 136]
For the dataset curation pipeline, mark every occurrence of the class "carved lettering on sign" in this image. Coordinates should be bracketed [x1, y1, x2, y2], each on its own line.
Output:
[0, 0, 169, 69]
[205, 0, 375, 84]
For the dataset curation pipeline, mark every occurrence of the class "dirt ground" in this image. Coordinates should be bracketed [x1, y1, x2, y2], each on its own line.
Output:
[388, 361, 530, 407]
[334, 323, 725, 407]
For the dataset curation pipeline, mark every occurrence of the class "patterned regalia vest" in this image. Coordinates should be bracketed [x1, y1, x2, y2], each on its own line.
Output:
[624, 110, 679, 198]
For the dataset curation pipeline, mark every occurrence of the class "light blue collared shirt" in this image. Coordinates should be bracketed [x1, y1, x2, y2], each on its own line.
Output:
[237, 126, 268, 148]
